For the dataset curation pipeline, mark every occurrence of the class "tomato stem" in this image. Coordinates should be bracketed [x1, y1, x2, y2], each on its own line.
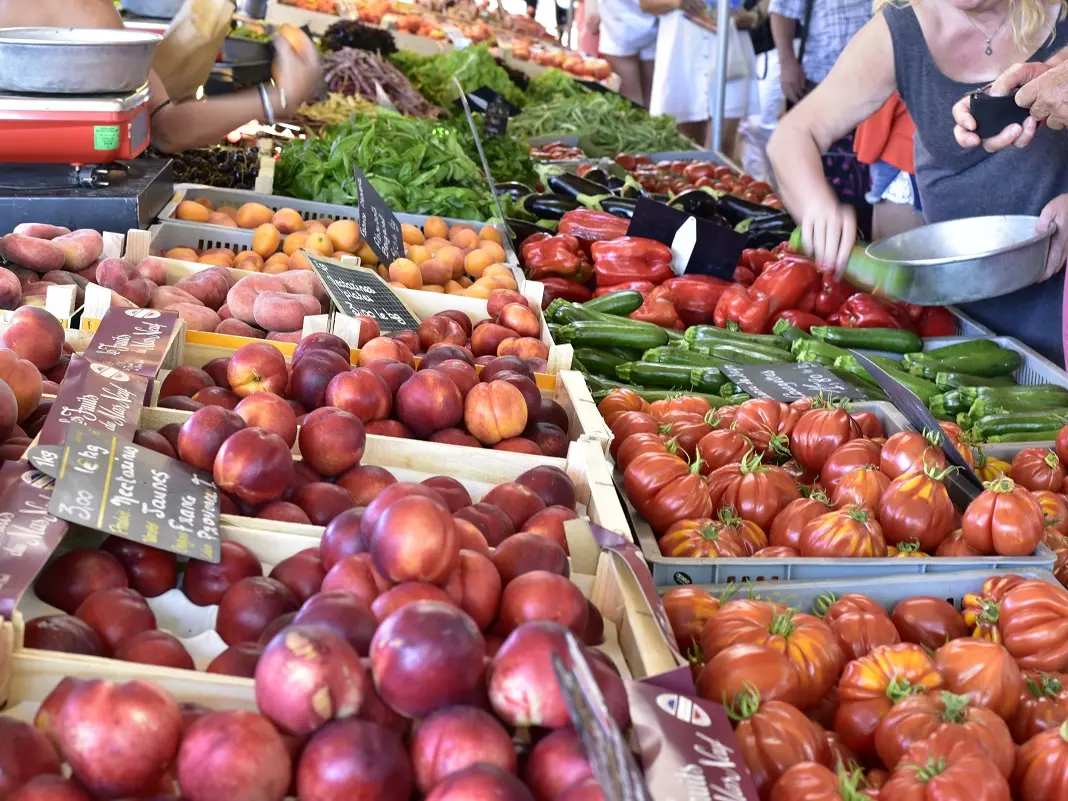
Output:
[984, 474, 1017, 494]
[885, 675, 922, 703]
[724, 683, 762, 723]
[768, 609, 796, 638]
[910, 756, 948, 784]
[812, 591, 838, 619]
[938, 691, 970, 724]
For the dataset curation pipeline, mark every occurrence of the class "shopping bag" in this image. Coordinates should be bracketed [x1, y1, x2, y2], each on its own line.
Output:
[153, 0, 235, 102]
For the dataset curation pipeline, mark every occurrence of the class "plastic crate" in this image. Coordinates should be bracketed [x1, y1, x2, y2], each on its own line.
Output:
[627, 401, 1057, 587]
[946, 307, 993, 336]
[157, 185, 519, 265]
[689, 568, 1061, 612]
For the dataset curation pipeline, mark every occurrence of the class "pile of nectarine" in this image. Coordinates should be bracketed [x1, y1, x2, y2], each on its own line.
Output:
[388, 216, 516, 298]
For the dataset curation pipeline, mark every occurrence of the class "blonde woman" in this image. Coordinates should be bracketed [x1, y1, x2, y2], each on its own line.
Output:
[767, 0, 1068, 365]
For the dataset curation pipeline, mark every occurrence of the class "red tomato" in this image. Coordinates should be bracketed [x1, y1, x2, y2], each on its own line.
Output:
[935, 638, 1023, 720]
[770, 763, 879, 801]
[658, 516, 750, 559]
[768, 495, 832, 550]
[696, 643, 802, 708]
[831, 467, 891, 511]
[939, 421, 975, 468]
[820, 439, 883, 495]
[658, 410, 713, 462]
[820, 593, 901, 661]
[707, 452, 802, 531]
[962, 575, 1028, 644]
[891, 596, 969, 651]
[615, 432, 675, 473]
[754, 545, 801, 557]
[1058, 425, 1068, 466]
[851, 411, 885, 439]
[1010, 448, 1066, 492]
[778, 458, 820, 489]
[1013, 717, 1068, 800]
[733, 398, 800, 456]
[597, 387, 648, 426]
[960, 475, 1046, 556]
[623, 451, 712, 534]
[799, 506, 887, 557]
[695, 428, 753, 474]
[879, 729, 1010, 801]
[1035, 490, 1068, 538]
[1010, 671, 1068, 744]
[936, 531, 982, 557]
[789, 406, 863, 473]
[878, 465, 957, 552]
[649, 395, 712, 420]
[661, 586, 720, 652]
[733, 695, 831, 798]
[879, 431, 947, 480]
[608, 410, 660, 460]
[998, 579, 1068, 672]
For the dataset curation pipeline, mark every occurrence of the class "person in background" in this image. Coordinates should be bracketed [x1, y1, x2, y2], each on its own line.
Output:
[598, 0, 659, 105]
[737, 0, 782, 180]
[770, 0, 873, 234]
[0, 0, 322, 153]
[854, 94, 923, 239]
[574, 0, 601, 54]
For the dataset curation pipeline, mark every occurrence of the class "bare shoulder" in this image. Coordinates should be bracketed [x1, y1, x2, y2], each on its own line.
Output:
[0, 0, 124, 28]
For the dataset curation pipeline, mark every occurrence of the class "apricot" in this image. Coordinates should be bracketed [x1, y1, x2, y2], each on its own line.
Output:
[263, 261, 289, 275]
[304, 220, 328, 236]
[406, 245, 430, 266]
[165, 247, 198, 262]
[423, 216, 448, 240]
[252, 224, 282, 258]
[436, 246, 465, 279]
[377, 266, 390, 280]
[389, 259, 422, 290]
[401, 223, 424, 246]
[216, 205, 239, 220]
[270, 208, 303, 234]
[327, 219, 361, 253]
[235, 202, 273, 229]
[283, 231, 310, 256]
[304, 232, 334, 256]
[233, 251, 264, 271]
[464, 283, 493, 299]
[356, 242, 379, 266]
[423, 237, 449, 255]
[458, 276, 473, 288]
[444, 280, 464, 294]
[480, 241, 507, 263]
[464, 249, 493, 278]
[423, 284, 444, 293]
[479, 226, 503, 244]
[176, 200, 210, 223]
[208, 212, 238, 228]
[288, 251, 312, 271]
[419, 259, 451, 286]
[265, 252, 290, 268]
[448, 223, 473, 241]
[451, 229, 480, 250]
[195, 197, 214, 211]
[199, 253, 235, 268]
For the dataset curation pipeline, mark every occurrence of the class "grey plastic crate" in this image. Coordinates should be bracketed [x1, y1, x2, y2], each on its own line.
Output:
[946, 307, 993, 336]
[157, 185, 518, 265]
[687, 569, 1060, 612]
[627, 401, 1057, 587]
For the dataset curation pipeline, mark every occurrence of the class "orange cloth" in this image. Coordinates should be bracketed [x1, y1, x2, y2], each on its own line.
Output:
[853, 94, 916, 174]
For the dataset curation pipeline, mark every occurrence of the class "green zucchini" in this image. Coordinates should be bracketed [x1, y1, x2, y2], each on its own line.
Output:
[641, 347, 728, 368]
[573, 347, 628, 377]
[958, 385, 1068, 404]
[583, 290, 645, 315]
[555, 321, 669, 349]
[987, 429, 1066, 443]
[908, 349, 1022, 379]
[929, 391, 972, 417]
[934, 372, 1017, 390]
[904, 339, 1004, 363]
[969, 396, 1068, 416]
[834, 355, 939, 403]
[699, 342, 795, 365]
[684, 325, 791, 350]
[973, 410, 1068, 439]
[810, 326, 923, 354]
[615, 361, 729, 393]
[792, 339, 852, 364]
[772, 319, 814, 344]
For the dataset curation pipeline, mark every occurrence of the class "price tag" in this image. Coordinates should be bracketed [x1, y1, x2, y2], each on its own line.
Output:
[484, 94, 510, 138]
[720, 362, 872, 402]
[81, 308, 180, 379]
[353, 166, 405, 267]
[46, 423, 222, 563]
[304, 250, 420, 334]
[36, 357, 148, 447]
[626, 198, 747, 278]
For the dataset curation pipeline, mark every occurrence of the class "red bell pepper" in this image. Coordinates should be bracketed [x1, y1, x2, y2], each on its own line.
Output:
[558, 209, 630, 244]
[522, 234, 592, 282]
[837, 293, 906, 329]
[593, 257, 674, 287]
[714, 285, 771, 334]
[629, 286, 681, 328]
[662, 275, 730, 327]
[771, 310, 828, 332]
[739, 248, 777, 275]
[592, 280, 655, 298]
[918, 306, 957, 338]
[540, 277, 593, 306]
[814, 278, 856, 319]
[590, 237, 673, 268]
[750, 258, 820, 316]
[733, 265, 756, 286]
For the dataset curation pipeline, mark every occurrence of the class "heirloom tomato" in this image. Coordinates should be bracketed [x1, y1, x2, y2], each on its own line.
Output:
[707, 452, 802, 532]
[661, 586, 720, 653]
[935, 531, 982, 557]
[730, 691, 831, 798]
[939, 421, 975, 468]
[877, 463, 956, 552]
[769, 494, 832, 551]
[695, 428, 753, 474]
[609, 410, 660, 460]
[960, 475, 1045, 556]
[887, 541, 928, 557]
[615, 432, 676, 473]
[1057, 546, 1068, 586]
[696, 643, 802, 707]
[834, 642, 942, 755]
[1013, 719, 1068, 801]
[799, 506, 887, 558]
[597, 387, 648, 426]
[1035, 489, 1068, 538]
[852, 410, 885, 439]
[1011, 447, 1066, 492]
[891, 596, 968, 651]
[789, 405, 862, 473]
[755, 545, 801, 557]
[817, 593, 900, 661]
[1058, 424, 1068, 465]
[708, 404, 738, 429]
[779, 458, 819, 489]
[658, 514, 750, 559]
[820, 439, 883, 495]
[961, 573, 1027, 643]
[623, 451, 712, 534]
[808, 686, 839, 731]
[998, 579, 1068, 672]
[658, 410, 713, 461]
[873, 691, 1014, 776]
[823, 732, 858, 770]
[975, 450, 1012, 483]
[649, 394, 712, 420]
[879, 430, 947, 480]
[769, 763, 878, 801]
[1011, 671, 1068, 744]
[934, 638, 1022, 720]
[878, 729, 1010, 801]
[701, 599, 843, 709]
[830, 467, 889, 510]
[733, 398, 800, 456]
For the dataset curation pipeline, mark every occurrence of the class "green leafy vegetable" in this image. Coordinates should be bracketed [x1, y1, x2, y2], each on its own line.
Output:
[524, 69, 590, 104]
[389, 44, 527, 109]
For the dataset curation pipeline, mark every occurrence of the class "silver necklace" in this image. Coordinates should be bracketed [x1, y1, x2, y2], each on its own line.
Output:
[966, 11, 1008, 56]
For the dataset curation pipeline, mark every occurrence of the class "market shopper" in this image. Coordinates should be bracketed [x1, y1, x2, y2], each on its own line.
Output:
[767, 0, 1068, 365]
[597, 0, 659, 106]
[854, 94, 923, 240]
[0, 0, 322, 154]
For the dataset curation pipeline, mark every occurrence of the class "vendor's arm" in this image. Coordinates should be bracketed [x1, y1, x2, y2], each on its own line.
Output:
[767, 13, 896, 273]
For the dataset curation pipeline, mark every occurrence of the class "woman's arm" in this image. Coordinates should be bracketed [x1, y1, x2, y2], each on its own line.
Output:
[767, 13, 897, 271]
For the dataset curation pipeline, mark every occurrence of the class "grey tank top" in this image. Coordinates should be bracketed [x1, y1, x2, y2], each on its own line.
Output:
[886, 5, 1068, 365]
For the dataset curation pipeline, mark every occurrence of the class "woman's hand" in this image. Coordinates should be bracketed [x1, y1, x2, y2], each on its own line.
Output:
[800, 200, 856, 279]
[273, 29, 322, 114]
[1038, 194, 1068, 279]
[951, 74, 1042, 153]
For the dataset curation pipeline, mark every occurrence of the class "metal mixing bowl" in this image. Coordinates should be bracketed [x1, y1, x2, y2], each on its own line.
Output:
[0, 27, 161, 94]
[855, 215, 1054, 305]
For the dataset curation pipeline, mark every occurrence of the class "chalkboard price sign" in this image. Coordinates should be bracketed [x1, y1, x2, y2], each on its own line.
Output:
[304, 250, 420, 333]
[485, 95, 510, 138]
[353, 166, 405, 267]
[48, 423, 222, 562]
[720, 362, 871, 402]
[626, 198, 747, 278]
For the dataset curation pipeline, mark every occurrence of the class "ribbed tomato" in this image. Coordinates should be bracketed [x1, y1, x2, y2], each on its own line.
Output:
[998, 579, 1068, 672]
[879, 729, 1010, 801]
[852, 410, 885, 439]
[615, 431, 675, 472]
[878, 463, 956, 552]
[936, 531, 982, 557]
[701, 599, 844, 709]
[754, 545, 801, 557]
[789, 406, 862, 473]
[696, 643, 802, 707]
[1010, 671, 1068, 744]
[960, 475, 1045, 556]
[770, 762, 879, 801]
[623, 451, 712, 534]
[1058, 425, 1068, 466]
[708, 404, 738, 430]
[934, 638, 1023, 720]
[834, 642, 942, 755]
[891, 596, 968, 651]
[887, 542, 929, 557]
[597, 387, 648, 426]
[779, 458, 820, 489]
[608, 410, 660, 460]
[707, 452, 802, 531]
[695, 428, 753, 474]
[879, 430, 947, 480]
[800, 506, 887, 557]
[962, 574, 1028, 644]
[940, 421, 975, 468]
[649, 394, 711, 420]
[661, 586, 720, 653]
[975, 450, 1012, 483]
[732, 398, 800, 455]
[831, 466, 889, 510]
[818, 593, 900, 660]
[1011, 448, 1066, 492]
[1035, 490, 1068, 538]
[658, 410, 713, 461]
[658, 515, 750, 558]
[820, 438, 882, 495]
[1013, 718, 1068, 801]
[769, 494, 832, 550]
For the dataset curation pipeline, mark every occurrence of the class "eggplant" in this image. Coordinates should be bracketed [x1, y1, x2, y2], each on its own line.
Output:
[599, 197, 639, 218]
[715, 193, 788, 225]
[546, 172, 611, 199]
[747, 229, 794, 249]
[495, 182, 534, 201]
[582, 168, 625, 192]
[521, 193, 584, 220]
[743, 211, 796, 232]
[507, 217, 556, 243]
[671, 188, 721, 219]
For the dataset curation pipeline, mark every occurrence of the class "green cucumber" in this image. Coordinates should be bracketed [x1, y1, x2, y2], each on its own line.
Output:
[973, 410, 1068, 439]
[810, 325, 923, 354]
[555, 321, 669, 350]
[934, 372, 1017, 390]
[583, 290, 645, 315]
[684, 325, 791, 350]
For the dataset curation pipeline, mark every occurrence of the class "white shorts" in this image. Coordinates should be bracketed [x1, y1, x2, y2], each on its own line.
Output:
[598, 0, 657, 58]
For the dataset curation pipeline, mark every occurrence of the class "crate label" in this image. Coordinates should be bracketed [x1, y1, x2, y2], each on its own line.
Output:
[36, 357, 148, 447]
[93, 125, 120, 151]
[47, 423, 221, 563]
[353, 166, 405, 267]
[304, 250, 420, 333]
[720, 362, 870, 402]
[81, 308, 179, 379]
[626, 197, 747, 278]
[0, 461, 66, 620]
